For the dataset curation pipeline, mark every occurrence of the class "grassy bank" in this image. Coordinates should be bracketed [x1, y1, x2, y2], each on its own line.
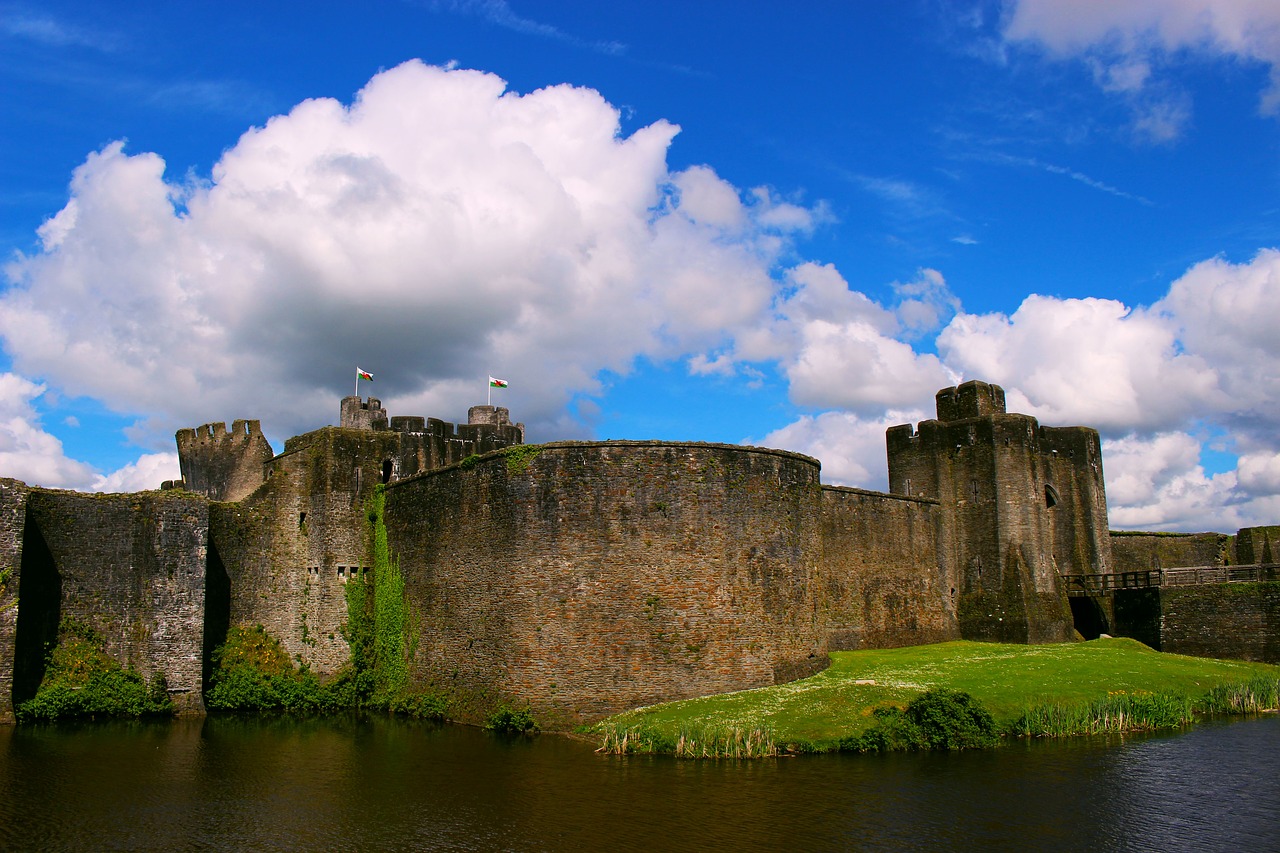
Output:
[595, 639, 1280, 755]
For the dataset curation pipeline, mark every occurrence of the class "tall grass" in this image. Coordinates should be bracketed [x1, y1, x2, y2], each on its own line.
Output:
[597, 722, 777, 758]
[1009, 691, 1196, 737]
[1197, 676, 1280, 715]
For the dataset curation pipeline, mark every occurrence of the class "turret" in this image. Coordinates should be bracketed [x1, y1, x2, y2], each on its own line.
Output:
[340, 396, 388, 431]
[175, 419, 273, 501]
[886, 381, 1106, 643]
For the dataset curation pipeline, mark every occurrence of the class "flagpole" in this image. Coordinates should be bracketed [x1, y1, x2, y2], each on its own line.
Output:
[355, 368, 359, 399]
[487, 375, 492, 407]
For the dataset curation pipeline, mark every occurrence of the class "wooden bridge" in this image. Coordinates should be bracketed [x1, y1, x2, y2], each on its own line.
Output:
[1062, 564, 1280, 597]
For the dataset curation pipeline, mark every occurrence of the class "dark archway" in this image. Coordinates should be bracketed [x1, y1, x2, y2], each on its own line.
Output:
[1068, 595, 1109, 640]
[201, 539, 231, 698]
[12, 515, 61, 706]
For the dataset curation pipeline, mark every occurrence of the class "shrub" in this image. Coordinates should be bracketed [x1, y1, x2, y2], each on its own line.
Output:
[842, 688, 997, 752]
[905, 687, 999, 750]
[485, 705, 538, 734]
[16, 618, 174, 723]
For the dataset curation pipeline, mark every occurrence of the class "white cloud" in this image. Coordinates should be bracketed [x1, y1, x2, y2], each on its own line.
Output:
[938, 293, 1219, 433]
[91, 452, 181, 493]
[1004, 0, 1280, 118]
[0, 373, 97, 488]
[0, 61, 819, 448]
[1152, 249, 1280, 443]
[1101, 431, 1280, 531]
[751, 408, 928, 492]
[0, 372, 180, 492]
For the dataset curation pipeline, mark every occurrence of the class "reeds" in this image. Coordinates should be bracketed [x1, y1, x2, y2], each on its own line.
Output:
[1008, 691, 1195, 737]
[1197, 676, 1280, 715]
[596, 722, 777, 758]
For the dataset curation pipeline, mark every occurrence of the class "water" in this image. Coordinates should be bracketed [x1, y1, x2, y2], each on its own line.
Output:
[2, 714, 1278, 852]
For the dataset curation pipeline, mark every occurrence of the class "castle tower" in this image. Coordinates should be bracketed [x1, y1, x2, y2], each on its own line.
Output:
[175, 420, 274, 502]
[340, 396, 389, 431]
[886, 381, 1108, 643]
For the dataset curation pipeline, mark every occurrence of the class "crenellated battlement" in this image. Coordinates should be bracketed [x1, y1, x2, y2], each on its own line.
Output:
[935, 380, 1006, 422]
[176, 419, 273, 502]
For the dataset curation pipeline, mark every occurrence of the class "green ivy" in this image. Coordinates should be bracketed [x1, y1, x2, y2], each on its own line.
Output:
[503, 444, 542, 474]
[368, 485, 409, 700]
[16, 618, 174, 723]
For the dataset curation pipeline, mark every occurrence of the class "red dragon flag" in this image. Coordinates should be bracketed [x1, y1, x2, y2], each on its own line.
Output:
[355, 367, 373, 397]
[487, 375, 508, 406]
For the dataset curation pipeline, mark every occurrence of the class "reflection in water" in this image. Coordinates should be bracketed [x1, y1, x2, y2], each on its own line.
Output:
[1, 714, 1278, 851]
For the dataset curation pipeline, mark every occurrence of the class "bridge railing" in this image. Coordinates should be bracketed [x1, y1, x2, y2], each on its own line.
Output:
[1062, 564, 1279, 596]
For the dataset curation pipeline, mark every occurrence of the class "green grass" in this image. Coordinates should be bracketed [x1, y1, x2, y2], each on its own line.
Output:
[597, 639, 1280, 753]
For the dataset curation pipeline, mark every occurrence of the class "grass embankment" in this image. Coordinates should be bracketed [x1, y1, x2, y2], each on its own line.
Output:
[595, 639, 1280, 756]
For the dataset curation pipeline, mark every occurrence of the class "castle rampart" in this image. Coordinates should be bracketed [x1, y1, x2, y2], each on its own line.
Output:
[7, 382, 1278, 725]
[0, 479, 28, 723]
[382, 440, 830, 725]
[819, 486, 953, 650]
[7, 489, 209, 719]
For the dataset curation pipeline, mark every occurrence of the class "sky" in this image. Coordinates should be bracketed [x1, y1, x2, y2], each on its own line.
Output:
[2, 0, 1280, 532]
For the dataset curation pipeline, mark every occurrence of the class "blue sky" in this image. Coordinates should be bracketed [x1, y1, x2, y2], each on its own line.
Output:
[3, 0, 1280, 531]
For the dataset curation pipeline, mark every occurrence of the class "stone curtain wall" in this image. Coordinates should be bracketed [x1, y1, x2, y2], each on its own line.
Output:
[384, 441, 830, 726]
[1110, 532, 1231, 572]
[818, 486, 955, 649]
[0, 479, 29, 722]
[1157, 583, 1280, 663]
[23, 490, 209, 712]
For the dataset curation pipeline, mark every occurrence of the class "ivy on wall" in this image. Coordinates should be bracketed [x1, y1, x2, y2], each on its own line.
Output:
[16, 618, 174, 722]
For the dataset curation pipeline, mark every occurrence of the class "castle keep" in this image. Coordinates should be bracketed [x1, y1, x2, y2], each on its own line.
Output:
[1, 381, 1276, 725]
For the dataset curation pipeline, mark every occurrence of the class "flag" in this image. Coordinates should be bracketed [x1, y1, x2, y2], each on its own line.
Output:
[489, 376, 508, 388]
[357, 368, 373, 381]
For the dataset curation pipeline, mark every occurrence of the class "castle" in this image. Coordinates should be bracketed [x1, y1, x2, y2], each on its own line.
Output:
[1, 380, 1276, 725]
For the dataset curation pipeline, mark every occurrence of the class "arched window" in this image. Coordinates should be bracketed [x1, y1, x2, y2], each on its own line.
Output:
[1045, 484, 1060, 508]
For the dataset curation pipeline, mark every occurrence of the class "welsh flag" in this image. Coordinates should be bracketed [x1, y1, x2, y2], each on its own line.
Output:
[357, 368, 373, 381]
[489, 376, 508, 388]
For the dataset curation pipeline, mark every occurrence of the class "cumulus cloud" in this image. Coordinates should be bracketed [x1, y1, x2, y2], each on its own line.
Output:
[751, 408, 929, 492]
[0, 61, 819, 451]
[0, 373, 97, 488]
[925, 248, 1280, 530]
[1100, 431, 1280, 531]
[0, 372, 178, 491]
[1003, 0, 1280, 126]
[938, 294, 1219, 433]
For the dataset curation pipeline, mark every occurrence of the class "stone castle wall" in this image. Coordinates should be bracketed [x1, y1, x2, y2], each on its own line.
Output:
[15, 490, 208, 713]
[818, 487, 954, 649]
[0, 480, 28, 723]
[21, 383, 1279, 724]
[382, 441, 831, 726]
[1110, 532, 1231, 572]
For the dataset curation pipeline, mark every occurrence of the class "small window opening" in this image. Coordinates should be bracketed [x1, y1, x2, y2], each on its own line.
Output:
[382, 459, 393, 484]
[1045, 484, 1060, 508]
[298, 511, 307, 530]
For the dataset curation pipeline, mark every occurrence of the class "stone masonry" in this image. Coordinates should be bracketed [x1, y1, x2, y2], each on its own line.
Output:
[14, 381, 1269, 726]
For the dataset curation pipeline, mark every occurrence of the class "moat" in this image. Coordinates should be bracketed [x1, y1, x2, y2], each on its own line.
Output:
[2, 716, 1277, 851]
